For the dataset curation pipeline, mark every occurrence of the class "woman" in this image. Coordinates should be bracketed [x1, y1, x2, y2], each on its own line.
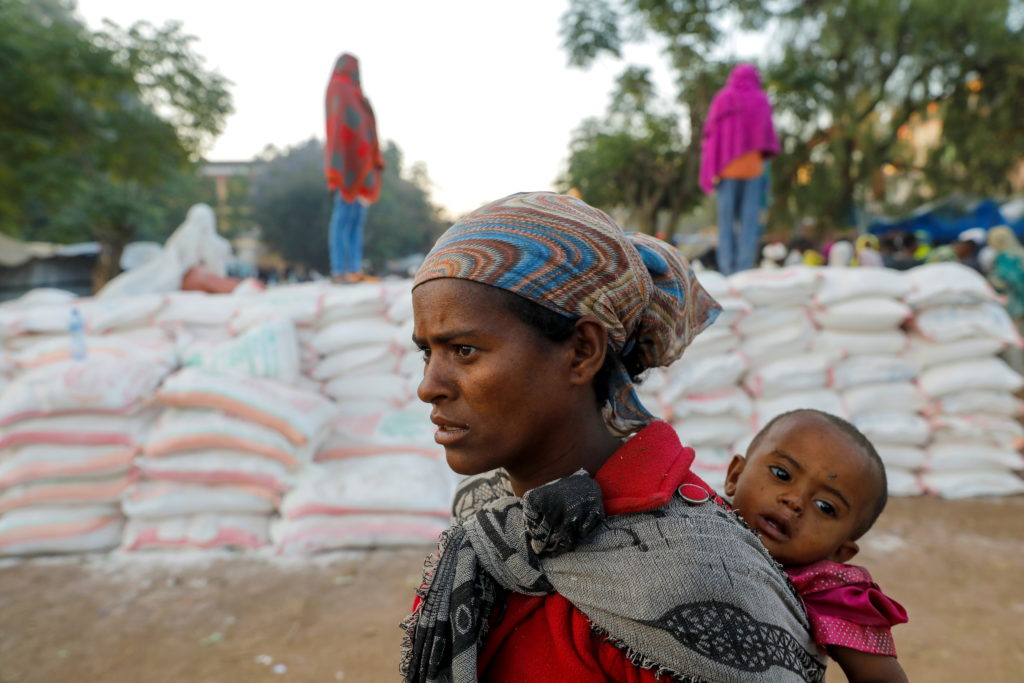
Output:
[324, 53, 384, 283]
[700, 64, 780, 276]
[401, 192, 826, 682]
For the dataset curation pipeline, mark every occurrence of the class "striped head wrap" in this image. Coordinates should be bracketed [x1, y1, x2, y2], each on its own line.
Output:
[413, 192, 721, 436]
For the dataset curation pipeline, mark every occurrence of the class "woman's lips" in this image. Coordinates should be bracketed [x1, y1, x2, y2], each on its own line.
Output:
[431, 416, 469, 446]
[755, 513, 791, 542]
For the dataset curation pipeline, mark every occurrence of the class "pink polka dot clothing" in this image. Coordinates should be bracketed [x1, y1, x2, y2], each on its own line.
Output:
[785, 559, 908, 657]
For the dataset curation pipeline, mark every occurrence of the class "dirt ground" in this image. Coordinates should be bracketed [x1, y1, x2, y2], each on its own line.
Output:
[1, 496, 1022, 683]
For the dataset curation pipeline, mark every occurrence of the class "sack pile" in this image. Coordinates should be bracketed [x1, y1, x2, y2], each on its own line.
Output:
[903, 264, 1024, 497]
[0, 358, 167, 554]
[658, 264, 1023, 498]
[125, 360, 336, 551]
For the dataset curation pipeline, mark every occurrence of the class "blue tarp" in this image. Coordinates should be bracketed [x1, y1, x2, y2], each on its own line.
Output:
[868, 198, 1024, 244]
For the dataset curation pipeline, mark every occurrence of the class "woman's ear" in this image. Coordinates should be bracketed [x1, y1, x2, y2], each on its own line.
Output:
[724, 454, 746, 497]
[568, 317, 608, 386]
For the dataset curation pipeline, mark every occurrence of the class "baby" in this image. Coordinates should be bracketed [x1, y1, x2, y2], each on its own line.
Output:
[724, 408, 909, 682]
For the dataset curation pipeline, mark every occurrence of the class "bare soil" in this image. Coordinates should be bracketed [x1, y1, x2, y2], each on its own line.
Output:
[1, 496, 1022, 682]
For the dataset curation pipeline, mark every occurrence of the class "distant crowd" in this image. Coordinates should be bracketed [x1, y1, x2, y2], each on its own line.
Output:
[697, 225, 1024, 323]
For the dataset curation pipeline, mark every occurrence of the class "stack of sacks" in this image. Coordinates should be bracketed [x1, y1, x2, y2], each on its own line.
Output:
[228, 283, 331, 390]
[0, 289, 81, 355]
[309, 282, 415, 410]
[811, 269, 925, 496]
[0, 291, 171, 365]
[155, 290, 246, 351]
[0, 358, 168, 554]
[904, 263, 1024, 497]
[124, 361, 337, 551]
[729, 267, 846, 431]
[662, 271, 753, 484]
[274, 402, 455, 553]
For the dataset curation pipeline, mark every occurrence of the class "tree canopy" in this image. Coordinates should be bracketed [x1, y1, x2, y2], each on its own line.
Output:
[561, 0, 1024, 232]
[0, 0, 231, 285]
[248, 139, 445, 274]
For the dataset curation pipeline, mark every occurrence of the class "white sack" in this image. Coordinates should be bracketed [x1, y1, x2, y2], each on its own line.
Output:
[831, 356, 917, 390]
[815, 268, 911, 306]
[0, 506, 123, 556]
[183, 317, 300, 383]
[743, 353, 833, 398]
[921, 470, 1024, 498]
[0, 358, 167, 427]
[903, 335, 1006, 370]
[843, 382, 926, 418]
[157, 368, 336, 446]
[810, 330, 908, 357]
[930, 390, 1023, 418]
[123, 481, 279, 518]
[273, 514, 447, 554]
[728, 266, 820, 307]
[918, 357, 1024, 397]
[904, 262, 1001, 307]
[672, 416, 752, 448]
[662, 352, 748, 400]
[912, 302, 1021, 346]
[123, 513, 270, 551]
[281, 455, 455, 520]
[854, 413, 931, 446]
[812, 297, 911, 332]
[754, 390, 847, 429]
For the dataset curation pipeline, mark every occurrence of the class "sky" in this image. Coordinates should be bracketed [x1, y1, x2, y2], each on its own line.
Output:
[74, 1, 758, 219]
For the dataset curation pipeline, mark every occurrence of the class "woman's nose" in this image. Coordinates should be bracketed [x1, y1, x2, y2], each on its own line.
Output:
[417, 356, 451, 404]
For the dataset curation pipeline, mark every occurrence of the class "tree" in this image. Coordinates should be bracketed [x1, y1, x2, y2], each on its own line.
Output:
[560, 0, 1024, 232]
[0, 0, 231, 286]
[249, 139, 445, 274]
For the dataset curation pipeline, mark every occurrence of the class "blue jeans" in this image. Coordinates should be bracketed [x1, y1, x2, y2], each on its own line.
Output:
[715, 176, 763, 275]
[328, 193, 368, 275]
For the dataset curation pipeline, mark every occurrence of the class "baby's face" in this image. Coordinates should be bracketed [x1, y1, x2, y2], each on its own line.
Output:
[724, 414, 878, 567]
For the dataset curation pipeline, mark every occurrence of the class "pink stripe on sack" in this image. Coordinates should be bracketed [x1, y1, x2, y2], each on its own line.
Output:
[0, 517, 118, 547]
[283, 503, 449, 521]
[144, 435, 297, 466]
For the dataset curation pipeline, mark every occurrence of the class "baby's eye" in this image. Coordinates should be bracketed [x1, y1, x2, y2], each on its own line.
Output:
[768, 465, 790, 481]
[454, 345, 477, 359]
[814, 500, 837, 517]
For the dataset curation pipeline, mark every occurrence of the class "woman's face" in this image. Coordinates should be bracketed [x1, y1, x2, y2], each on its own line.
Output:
[412, 278, 579, 480]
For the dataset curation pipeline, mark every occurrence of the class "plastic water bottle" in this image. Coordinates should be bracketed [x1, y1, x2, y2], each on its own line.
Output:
[69, 307, 87, 361]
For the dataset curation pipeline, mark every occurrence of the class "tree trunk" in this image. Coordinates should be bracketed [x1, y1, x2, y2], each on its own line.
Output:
[92, 238, 128, 293]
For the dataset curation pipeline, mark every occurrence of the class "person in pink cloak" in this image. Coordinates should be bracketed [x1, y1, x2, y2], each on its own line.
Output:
[700, 64, 780, 275]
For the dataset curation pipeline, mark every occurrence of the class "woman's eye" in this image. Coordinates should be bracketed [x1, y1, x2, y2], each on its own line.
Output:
[417, 346, 431, 362]
[768, 465, 790, 481]
[454, 345, 476, 359]
[814, 500, 837, 517]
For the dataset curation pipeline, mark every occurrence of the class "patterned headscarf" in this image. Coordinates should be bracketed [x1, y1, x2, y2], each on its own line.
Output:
[324, 53, 384, 203]
[413, 192, 721, 435]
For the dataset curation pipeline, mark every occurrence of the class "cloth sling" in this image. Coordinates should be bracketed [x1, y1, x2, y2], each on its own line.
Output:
[400, 470, 826, 683]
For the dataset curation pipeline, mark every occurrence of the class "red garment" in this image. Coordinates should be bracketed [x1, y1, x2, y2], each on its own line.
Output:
[475, 421, 720, 682]
[324, 54, 384, 203]
[785, 560, 908, 657]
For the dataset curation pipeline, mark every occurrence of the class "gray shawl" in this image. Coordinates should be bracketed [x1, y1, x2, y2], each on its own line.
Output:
[400, 469, 825, 682]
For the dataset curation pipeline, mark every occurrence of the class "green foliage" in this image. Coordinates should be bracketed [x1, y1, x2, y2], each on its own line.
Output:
[560, 0, 1024, 233]
[249, 139, 445, 274]
[0, 0, 231, 285]
[558, 58, 729, 233]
